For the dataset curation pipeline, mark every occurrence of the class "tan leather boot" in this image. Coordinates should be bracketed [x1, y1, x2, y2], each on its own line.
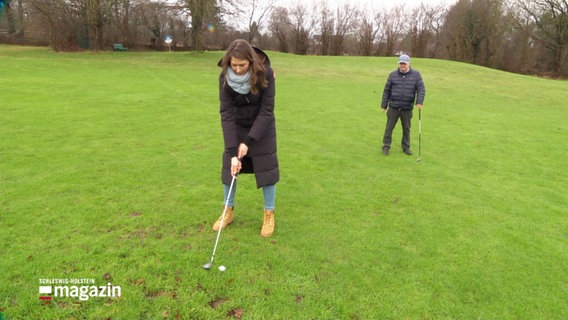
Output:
[260, 209, 275, 237]
[212, 206, 234, 231]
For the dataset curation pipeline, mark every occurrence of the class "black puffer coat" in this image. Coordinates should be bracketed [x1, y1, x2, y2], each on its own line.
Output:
[381, 68, 425, 110]
[219, 48, 279, 188]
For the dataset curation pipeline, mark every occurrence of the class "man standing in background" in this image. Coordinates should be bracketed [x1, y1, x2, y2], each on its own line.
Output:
[380, 54, 426, 156]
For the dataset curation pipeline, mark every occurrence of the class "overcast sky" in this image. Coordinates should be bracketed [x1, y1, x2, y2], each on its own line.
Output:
[275, 0, 458, 10]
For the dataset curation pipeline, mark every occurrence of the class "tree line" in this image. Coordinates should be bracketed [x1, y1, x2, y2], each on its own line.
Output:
[0, 0, 566, 77]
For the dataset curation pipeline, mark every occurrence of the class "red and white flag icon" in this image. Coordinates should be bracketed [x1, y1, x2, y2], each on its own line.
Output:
[39, 286, 52, 300]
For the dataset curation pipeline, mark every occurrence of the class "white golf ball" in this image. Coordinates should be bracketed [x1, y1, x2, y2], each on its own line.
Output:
[218, 265, 226, 272]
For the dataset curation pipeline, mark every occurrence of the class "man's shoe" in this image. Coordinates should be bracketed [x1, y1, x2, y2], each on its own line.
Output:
[382, 148, 390, 155]
[260, 209, 275, 238]
[212, 206, 234, 231]
[403, 149, 413, 155]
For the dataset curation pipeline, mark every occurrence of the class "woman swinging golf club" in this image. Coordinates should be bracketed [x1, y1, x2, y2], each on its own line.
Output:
[213, 39, 279, 238]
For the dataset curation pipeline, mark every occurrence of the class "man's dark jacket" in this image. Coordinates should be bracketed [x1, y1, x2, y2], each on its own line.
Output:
[381, 68, 425, 110]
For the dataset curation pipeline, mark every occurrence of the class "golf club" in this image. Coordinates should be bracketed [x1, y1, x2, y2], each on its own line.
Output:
[202, 173, 237, 270]
[416, 108, 422, 162]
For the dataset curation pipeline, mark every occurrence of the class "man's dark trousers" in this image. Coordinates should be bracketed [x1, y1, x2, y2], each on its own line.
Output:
[382, 107, 413, 151]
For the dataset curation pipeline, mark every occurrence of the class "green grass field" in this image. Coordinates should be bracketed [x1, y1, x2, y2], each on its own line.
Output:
[1, 44, 567, 319]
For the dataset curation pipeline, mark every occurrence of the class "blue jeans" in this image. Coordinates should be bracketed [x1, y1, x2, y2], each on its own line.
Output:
[223, 182, 276, 210]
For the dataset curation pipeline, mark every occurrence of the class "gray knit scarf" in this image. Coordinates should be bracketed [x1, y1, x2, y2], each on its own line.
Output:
[226, 68, 251, 94]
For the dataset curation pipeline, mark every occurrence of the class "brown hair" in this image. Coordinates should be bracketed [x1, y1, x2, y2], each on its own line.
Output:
[220, 39, 268, 94]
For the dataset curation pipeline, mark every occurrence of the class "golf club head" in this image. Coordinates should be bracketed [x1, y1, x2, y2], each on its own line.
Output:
[202, 262, 212, 270]
[416, 158, 421, 162]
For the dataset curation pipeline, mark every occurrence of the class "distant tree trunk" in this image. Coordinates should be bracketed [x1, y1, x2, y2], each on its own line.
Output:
[31, 0, 66, 51]
[516, 0, 568, 76]
[3, 0, 17, 34]
[184, 0, 216, 50]
[243, 0, 275, 45]
[382, 5, 405, 56]
[358, 15, 378, 56]
[268, 6, 290, 52]
[442, 0, 504, 66]
[317, 2, 334, 55]
[289, 2, 313, 55]
[112, 0, 132, 45]
[83, 0, 110, 51]
[330, 3, 358, 56]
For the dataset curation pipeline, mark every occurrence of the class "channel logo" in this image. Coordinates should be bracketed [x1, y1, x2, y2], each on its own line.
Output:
[38, 279, 121, 301]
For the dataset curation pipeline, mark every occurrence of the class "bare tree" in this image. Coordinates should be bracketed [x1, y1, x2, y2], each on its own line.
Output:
[358, 12, 378, 56]
[183, 0, 216, 50]
[330, 2, 359, 55]
[134, 1, 171, 49]
[372, 10, 388, 56]
[268, 6, 290, 52]
[1, 0, 18, 35]
[66, 0, 114, 51]
[289, 2, 314, 55]
[514, 0, 568, 76]
[425, 3, 447, 58]
[381, 5, 406, 56]
[442, 0, 466, 61]
[107, 0, 133, 46]
[30, 0, 78, 50]
[316, 0, 334, 55]
[503, 0, 539, 73]
[238, 0, 275, 44]
[442, 0, 505, 65]
[5, 0, 566, 77]
[408, 3, 437, 57]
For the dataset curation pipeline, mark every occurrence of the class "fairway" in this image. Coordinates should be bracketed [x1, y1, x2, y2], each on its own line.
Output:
[1, 45, 567, 319]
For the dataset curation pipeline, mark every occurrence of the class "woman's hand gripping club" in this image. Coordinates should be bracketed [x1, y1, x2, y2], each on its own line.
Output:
[231, 143, 249, 176]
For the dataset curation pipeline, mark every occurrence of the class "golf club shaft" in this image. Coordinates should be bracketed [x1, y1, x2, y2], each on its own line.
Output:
[418, 109, 422, 158]
[208, 174, 237, 264]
